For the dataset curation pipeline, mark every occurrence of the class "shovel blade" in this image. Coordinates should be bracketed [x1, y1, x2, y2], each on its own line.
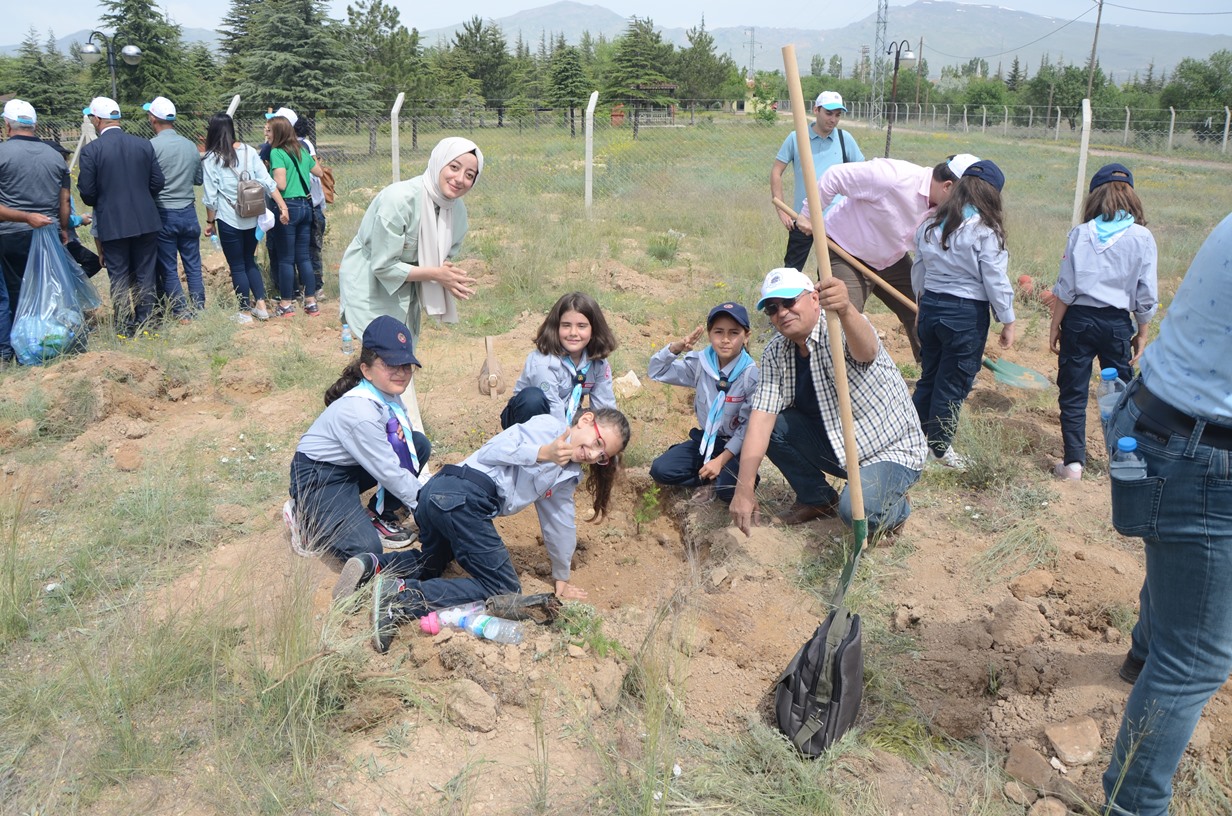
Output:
[982, 357, 1052, 390]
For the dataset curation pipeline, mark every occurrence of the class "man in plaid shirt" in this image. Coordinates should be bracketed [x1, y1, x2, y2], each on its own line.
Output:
[730, 267, 927, 535]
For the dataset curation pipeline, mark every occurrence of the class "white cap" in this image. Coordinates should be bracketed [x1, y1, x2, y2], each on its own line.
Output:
[756, 267, 816, 310]
[142, 96, 176, 121]
[814, 91, 847, 112]
[2, 99, 36, 126]
[947, 153, 981, 179]
[83, 97, 122, 119]
[265, 107, 298, 126]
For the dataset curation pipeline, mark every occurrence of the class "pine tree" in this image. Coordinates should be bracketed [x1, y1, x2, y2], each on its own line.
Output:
[95, 0, 197, 109]
[549, 44, 590, 136]
[452, 16, 512, 106]
[673, 18, 738, 102]
[345, 0, 431, 105]
[13, 30, 84, 125]
[604, 17, 675, 106]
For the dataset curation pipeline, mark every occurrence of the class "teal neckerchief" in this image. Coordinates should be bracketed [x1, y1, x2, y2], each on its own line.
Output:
[1094, 210, 1135, 243]
[354, 379, 419, 514]
[562, 354, 591, 425]
[699, 347, 754, 461]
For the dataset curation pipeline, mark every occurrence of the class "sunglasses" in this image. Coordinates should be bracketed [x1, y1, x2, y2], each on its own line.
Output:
[591, 423, 611, 466]
[762, 292, 805, 317]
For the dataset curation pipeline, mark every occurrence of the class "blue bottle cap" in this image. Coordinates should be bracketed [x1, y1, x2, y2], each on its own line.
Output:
[1117, 436, 1138, 452]
[1101, 368, 1118, 380]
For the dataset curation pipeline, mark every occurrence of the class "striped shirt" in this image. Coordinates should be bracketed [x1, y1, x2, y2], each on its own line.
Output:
[751, 312, 927, 470]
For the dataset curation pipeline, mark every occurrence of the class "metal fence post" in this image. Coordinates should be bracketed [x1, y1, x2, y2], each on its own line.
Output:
[390, 92, 405, 184]
[585, 91, 598, 214]
[1168, 107, 1176, 151]
[1073, 99, 1093, 228]
[962, 105, 968, 133]
[1124, 106, 1131, 146]
[981, 105, 987, 133]
[1003, 105, 1009, 136]
[1054, 107, 1062, 140]
[1224, 106, 1230, 154]
[1028, 105, 1033, 129]
[932, 104, 937, 126]
[945, 104, 951, 128]
[226, 95, 241, 117]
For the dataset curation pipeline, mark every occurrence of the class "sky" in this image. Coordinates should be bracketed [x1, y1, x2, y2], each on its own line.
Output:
[10, 0, 1232, 42]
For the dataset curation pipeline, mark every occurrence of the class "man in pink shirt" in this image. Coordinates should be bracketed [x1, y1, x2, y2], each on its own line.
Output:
[799, 154, 979, 361]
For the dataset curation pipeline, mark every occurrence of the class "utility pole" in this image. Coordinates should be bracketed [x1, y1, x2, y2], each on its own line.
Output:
[1086, 0, 1104, 99]
[747, 27, 757, 78]
[914, 36, 924, 105]
[871, 0, 888, 126]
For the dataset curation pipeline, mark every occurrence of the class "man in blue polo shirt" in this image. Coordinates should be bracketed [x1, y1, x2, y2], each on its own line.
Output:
[770, 91, 863, 272]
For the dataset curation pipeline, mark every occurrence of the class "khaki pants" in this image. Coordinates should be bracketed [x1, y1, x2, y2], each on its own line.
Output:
[828, 248, 920, 362]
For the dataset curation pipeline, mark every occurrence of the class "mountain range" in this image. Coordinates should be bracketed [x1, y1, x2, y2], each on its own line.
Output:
[5, 1, 1231, 83]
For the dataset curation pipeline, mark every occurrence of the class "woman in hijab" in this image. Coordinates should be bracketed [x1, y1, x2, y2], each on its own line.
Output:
[338, 137, 483, 345]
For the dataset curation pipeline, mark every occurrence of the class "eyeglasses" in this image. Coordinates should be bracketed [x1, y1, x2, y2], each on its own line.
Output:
[762, 293, 804, 317]
[376, 358, 416, 373]
[591, 423, 611, 466]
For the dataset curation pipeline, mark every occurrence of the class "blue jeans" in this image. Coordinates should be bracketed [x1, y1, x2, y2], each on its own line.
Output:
[1057, 304, 1133, 466]
[1102, 379, 1232, 816]
[912, 291, 990, 456]
[288, 437, 430, 576]
[403, 468, 522, 617]
[276, 199, 314, 301]
[155, 205, 204, 316]
[650, 428, 751, 503]
[767, 407, 920, 534]
[216, 221, 265, 308]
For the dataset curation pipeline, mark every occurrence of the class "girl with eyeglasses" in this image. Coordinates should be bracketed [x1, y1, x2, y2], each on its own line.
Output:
[285, 315, 431, 578]
[366, 407, 631, 653]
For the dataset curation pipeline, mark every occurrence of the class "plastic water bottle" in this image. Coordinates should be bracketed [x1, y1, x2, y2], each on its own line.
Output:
[209, 232, 221, 251]
[341, 324, 354, 355]
[460, 613, 525, 645]
[418, 601, 487, 635]
[1109, 437, 1147, 482]
[1097, 368, 1126, 428]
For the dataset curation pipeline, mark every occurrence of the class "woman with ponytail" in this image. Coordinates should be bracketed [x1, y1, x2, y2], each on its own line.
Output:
[285, 316, 431, 578]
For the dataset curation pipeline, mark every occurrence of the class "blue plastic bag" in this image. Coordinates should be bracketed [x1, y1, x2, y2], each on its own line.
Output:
[10, 226, 99, 365]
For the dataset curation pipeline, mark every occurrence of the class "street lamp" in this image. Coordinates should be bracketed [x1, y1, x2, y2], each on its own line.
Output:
[80, 31, 142, 101]
[883, 39, 916, 158]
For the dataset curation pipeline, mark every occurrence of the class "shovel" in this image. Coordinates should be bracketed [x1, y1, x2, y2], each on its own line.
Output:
[771, 198, 1052, 391]
[478, 336, 506, 399]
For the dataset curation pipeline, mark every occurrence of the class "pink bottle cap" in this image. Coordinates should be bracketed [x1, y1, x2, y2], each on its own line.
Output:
[419, 611, 441, 635]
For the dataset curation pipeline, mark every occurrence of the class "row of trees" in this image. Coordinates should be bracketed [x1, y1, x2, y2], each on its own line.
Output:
[1, 0, 1229, 138]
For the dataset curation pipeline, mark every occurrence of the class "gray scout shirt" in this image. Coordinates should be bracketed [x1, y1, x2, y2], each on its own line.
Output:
[459, 414, 583, 582]
[511, 351, 616, 423]
[648, 345, 759, 456]
[296, 392, 424, 508]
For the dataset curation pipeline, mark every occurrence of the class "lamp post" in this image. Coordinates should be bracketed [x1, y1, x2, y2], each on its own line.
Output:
[883, 39, 916, 158]
[80, 31, 142, 101]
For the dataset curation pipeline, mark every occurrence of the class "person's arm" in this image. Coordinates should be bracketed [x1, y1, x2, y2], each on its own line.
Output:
[771, 160, 794, 230]
[193, 153, 203, 186]
[78, 148, 97, 207]
[149, 150, 165, 197]
[978, 231, 1015, 348]
[648, 332, 702, 386]
[251, 151, 289, 224]
[58, 187, 71, 243]
[0, 204, 53, 227]
[729, 409, 775, 536]
[1050, 229, 1079, 354]
[817, 276, 878, 362]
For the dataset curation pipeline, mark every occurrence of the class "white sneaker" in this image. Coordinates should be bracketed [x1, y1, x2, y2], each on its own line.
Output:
[927, 447, 968, 471]
[1053, 461, 1083, 481]
[231, 312, 254, 324]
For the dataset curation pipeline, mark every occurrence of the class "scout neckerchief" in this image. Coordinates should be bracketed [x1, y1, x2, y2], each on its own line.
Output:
[350, 379, 420, 514]
[698, 347, 754, 461]
[562, 353, 591, 425]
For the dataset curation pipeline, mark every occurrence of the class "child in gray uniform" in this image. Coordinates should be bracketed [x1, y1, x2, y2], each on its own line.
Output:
[286, 316, 430, 581]
[364, 407, 631, 653]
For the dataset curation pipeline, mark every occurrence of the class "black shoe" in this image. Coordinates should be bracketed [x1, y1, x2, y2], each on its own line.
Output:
[1119, 651, 1145, 685]
[370, 511, 416, 547]
[371, 572, 405, 653]
[333, 553, 378, 603]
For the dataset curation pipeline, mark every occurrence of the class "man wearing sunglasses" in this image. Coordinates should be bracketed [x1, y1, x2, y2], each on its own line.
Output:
[796, 153, 981, 362]
[730, 267, 926, 533]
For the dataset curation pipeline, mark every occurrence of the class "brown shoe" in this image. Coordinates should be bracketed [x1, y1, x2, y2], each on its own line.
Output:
[777, 498, 840, 526]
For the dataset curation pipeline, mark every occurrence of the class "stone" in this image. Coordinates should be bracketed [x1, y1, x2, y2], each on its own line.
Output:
[1005, 780, 1036, 806]
[709, 567, 729, 588]
[591, 661, 625, 710]
[114, 442, 143, 472]
[1009, 569, 1055, 601]
[1027, 797, 1069, 816]
[611, 370, 642, 399]
[166, 385, 190, 402]
[446, 678, 497, 732]
[1005, 743, 1054, 789]
[567, 644, 586, 658]
[121, 419, 151, 439]
[1045, 716, 1101, 766]
[989, 598, 1049, 652]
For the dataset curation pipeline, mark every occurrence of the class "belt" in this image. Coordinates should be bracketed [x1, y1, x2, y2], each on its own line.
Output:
[1132, 385, 1232, 451]
[440, 464, 499, 497]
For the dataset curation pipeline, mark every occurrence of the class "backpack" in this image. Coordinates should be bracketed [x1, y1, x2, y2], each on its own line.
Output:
[231, 146, 266, 219]
[319, 165, 336, 204]
[773, 607, 863, 756]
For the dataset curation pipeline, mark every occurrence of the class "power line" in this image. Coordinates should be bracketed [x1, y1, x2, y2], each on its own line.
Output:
[1103, 2, 1232, 14]
[927, 5, 1098, 62]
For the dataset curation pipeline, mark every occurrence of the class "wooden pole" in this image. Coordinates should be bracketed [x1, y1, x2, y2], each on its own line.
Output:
[782, 44, 865, 534]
